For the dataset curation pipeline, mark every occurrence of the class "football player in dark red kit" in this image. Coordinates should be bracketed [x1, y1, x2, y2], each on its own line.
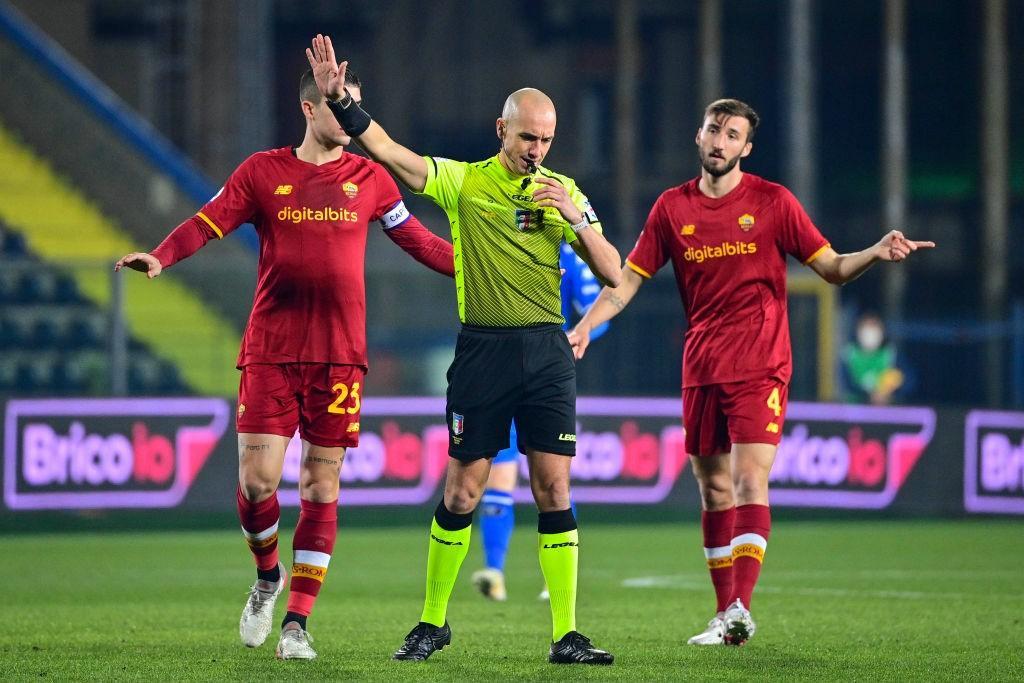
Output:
[568, 99, 933, 646]
[115, 69, 454, 661]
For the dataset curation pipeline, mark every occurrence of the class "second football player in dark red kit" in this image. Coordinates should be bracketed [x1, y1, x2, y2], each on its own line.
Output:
[569, 98, 934, 647]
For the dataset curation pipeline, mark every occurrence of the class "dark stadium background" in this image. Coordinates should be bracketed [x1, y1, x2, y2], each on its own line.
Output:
[0, 3, 1022, 679]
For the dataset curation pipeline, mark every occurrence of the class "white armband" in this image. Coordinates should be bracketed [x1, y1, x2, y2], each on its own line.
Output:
[379, 200, 411, 230]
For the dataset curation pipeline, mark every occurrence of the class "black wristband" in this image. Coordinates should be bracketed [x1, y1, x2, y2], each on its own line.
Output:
[326, 89, 372, 137]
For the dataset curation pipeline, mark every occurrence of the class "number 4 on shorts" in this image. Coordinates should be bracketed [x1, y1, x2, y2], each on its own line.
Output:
[765, 387, 782, 434]
[766, 387, 782, 416]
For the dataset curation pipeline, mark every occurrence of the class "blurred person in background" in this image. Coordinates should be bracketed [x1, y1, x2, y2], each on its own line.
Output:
[307, 33, 621, 665]
[842, 312, 905, 405]
[115, 68, 454, 661]
[471, 242, 611, 603]
[569, 98, 934, 647]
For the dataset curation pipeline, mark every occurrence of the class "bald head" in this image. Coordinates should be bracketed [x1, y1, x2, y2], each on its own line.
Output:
[497, 88, 558, 175]
[501, 88, 556, 124]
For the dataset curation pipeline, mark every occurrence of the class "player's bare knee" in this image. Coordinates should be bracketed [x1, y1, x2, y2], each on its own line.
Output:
[733, 472, 769, 505]
[239, 475, 276, 503]
[444, 487, 483, 514]
[300, 477, 340, 503]
[700, 487, 734, 511]
[444, 492, 480, 515]
[531, 479, 571, 511]
[695, 470, 733, 509]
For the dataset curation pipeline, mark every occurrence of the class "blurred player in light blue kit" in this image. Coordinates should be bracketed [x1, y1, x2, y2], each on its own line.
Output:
[471, 242, 609, 601]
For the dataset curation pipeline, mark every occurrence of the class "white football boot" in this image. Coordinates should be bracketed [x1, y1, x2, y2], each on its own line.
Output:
[471, 567, 508, 601]
[276, 622, 317, 660]
[687, 615, 726, 645]
[723, 599, 757, 646]
[239, 561, 287, 647]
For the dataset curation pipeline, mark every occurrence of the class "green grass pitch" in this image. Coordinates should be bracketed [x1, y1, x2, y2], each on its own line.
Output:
[3, 520, 1023, 680]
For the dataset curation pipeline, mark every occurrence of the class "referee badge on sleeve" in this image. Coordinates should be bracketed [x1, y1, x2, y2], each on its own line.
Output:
[452, 413, 465, 435]
[582, 200, 598, 225]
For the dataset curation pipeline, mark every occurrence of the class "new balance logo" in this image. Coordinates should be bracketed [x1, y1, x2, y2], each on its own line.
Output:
[347, 423, 360, 433]
[431, 534, 464, 546]
[543, 541, 579, 549]
[274, 185, 293, 195]
[765, 422, 779, 434]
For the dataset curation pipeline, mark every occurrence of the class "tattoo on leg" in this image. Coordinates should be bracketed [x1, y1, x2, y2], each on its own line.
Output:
[241, 444, 270, 452]
[304, 455, 339, 466]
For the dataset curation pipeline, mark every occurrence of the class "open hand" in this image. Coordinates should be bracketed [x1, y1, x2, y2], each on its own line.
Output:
[114, 252, 162, 279]
[305, 34, 348, 101]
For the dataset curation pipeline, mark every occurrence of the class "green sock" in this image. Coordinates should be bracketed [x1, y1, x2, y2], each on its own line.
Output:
[538, 529, 578, 641]
[420, 517, 472, 626]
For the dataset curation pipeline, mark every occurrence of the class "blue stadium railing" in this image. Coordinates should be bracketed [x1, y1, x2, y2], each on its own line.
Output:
[0, 2, 258, 251]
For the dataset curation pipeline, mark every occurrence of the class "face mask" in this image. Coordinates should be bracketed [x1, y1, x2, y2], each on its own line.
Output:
[856, 325, 884, 351]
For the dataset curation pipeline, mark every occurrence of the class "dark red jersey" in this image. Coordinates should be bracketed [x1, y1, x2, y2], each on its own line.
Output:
[626, 173, 829, 388]
[152, 147, 453, 369]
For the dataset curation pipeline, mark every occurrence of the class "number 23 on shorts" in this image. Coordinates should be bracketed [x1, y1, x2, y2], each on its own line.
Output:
[328, 382, 361, 414]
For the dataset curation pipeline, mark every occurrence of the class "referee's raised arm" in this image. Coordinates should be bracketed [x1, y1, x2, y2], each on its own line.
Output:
[306, 33, 428, 192]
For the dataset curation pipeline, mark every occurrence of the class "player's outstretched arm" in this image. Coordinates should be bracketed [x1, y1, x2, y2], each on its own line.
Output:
[568, 266, 644, 360]
[383, 214, 455, 278]
[113, 214, 221, 279]
[114, 252, 162, 279]
[306, 34, 428, 192]
[808, 229, 935, 286]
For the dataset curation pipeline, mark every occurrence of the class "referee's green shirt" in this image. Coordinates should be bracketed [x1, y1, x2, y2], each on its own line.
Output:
[418, 154, 602, 327]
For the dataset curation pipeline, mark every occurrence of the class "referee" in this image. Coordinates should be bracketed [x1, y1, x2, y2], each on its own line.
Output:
[307, 34, 621, 665]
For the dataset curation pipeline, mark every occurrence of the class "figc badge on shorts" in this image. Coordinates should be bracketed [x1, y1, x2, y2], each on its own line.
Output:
[452, 413, 465, 435]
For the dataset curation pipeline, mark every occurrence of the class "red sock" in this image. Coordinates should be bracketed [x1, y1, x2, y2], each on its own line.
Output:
[286, 499, 338, 617]
[236, 485, 280, 572]
[701, 507, 736, 613]
[730, 504, 771, 608]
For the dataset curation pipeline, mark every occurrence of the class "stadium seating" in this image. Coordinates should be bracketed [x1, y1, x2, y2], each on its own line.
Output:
[0, 221, 191, 397]
[0, 123, 240, 396]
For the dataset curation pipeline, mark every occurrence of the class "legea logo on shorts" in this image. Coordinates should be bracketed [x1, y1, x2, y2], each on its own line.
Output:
[964, 410, 1024, 515]
[768, 403, 936, 509]
[4, 399, 229, 510]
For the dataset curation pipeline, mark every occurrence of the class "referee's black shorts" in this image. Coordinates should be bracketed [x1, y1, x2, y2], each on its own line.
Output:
[445, 323, 576, 462]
